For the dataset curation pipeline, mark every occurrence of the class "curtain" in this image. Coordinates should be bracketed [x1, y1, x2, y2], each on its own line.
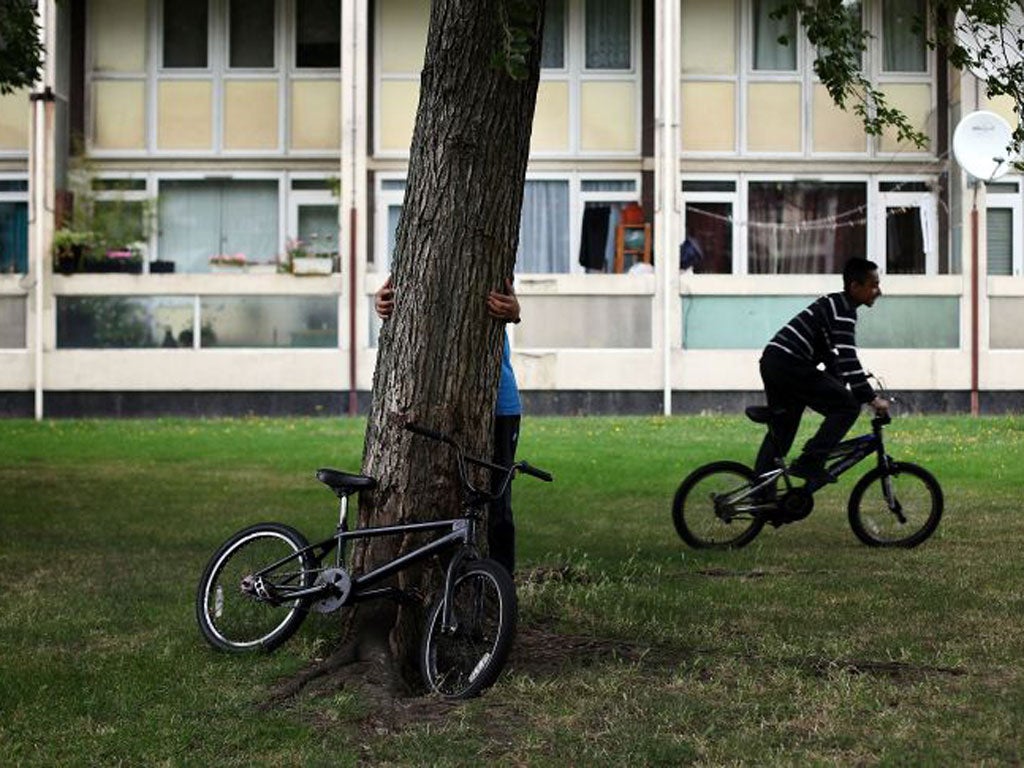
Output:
[159, 181, 278, 272]
[542, 0, 566, 69]
[752, 0, 797, 70]
[987, 208, 1013, 276]
[748, 182, 866, 274]
[0, 202, 29, 273]
[517, 180, 570, 273]
[882, 0, 926, 72]
[585, 0, 631, 69]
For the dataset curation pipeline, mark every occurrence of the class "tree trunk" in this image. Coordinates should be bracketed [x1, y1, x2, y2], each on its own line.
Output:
[346, 0, 545, 692]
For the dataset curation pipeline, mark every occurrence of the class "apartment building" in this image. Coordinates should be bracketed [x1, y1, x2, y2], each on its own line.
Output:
[1, 0, 1021, 417]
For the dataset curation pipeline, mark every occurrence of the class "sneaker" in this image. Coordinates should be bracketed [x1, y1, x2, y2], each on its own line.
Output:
[788, 458, 836, 488]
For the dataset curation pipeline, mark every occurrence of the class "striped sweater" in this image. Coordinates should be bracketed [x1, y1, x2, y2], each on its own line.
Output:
[764, 292, 875, 403]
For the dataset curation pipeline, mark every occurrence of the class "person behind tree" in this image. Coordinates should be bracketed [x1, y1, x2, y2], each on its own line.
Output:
[374, 276, 522, 575]
[753, 257, 890, 488]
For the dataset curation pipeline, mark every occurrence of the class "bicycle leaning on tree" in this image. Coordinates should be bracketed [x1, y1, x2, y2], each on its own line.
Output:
[671, 377, 943, 549]
[195, 422, 553, 699]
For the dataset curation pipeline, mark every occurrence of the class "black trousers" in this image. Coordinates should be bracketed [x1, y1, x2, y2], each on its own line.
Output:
[753, 351, 861, 477]
[489, 414, 520, 575]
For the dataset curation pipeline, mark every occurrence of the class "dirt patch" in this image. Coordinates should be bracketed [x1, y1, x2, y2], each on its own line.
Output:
[805, 657, 967, 680]
[509, 620, 657, 677]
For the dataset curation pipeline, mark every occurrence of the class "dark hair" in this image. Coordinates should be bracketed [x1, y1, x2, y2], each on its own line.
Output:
[843, 257, 878, 290]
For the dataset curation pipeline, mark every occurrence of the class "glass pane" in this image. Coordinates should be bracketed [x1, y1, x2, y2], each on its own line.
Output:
[230, 0, 275, 68]
[542, 0, 566, 69]
[752, 0, 796, 70]
[581, 179, 636, 192]
[158, 180, 278, 272]
[164, 0, 208, 68]
[57, 296, 194, 349]
[882, 0, 926, 72]
[0, 201, 29, 273]
[0, 296, 26, 348]
[748, 182, 867, 274]
[0, 180, 29, 192]
[685, 202, 732, 274]
[585, 0, 631, 69]
[383, 203, 402, 272]
[886, 206, 926, 274]
[296, 0, 341, 68]
[987, 208, 1013, 276]
[297, 205, 339, 256]
[200, 296, 337, 348]
[517, 180, 570, 272]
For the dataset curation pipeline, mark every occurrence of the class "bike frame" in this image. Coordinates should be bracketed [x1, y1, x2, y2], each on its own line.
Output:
[735, 416, 892, 515]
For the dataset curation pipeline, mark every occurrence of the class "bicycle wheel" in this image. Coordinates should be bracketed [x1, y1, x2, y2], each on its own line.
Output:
[848, 462, 943, 548]
[420, 558, 516, 699]
[196, 522, 315, 652]
[672, 461, 766, 549]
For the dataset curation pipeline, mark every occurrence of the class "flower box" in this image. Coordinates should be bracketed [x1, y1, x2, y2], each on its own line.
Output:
[291, 256, 334, 275]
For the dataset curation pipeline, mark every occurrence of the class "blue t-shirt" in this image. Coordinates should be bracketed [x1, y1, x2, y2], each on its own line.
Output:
[496, 330, 521, 416]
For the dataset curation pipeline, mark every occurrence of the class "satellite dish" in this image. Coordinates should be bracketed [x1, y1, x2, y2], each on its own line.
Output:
[954, 8, 1024, 81]
[952, 110, 1013, 181]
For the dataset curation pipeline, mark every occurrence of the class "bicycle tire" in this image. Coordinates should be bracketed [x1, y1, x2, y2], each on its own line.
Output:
[848, 462, 943, 548]
[420, 558, 516, 699]
[196, 522, 315, 652]
[672, 461, 766, 549]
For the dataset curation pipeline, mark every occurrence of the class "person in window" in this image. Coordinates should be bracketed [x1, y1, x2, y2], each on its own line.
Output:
[753, 257, 889, 489]
[374, 276, 523, 576]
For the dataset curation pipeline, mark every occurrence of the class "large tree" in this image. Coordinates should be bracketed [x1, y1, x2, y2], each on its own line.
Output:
[286, 0, 546, 696]
[0, 0, 44, 94]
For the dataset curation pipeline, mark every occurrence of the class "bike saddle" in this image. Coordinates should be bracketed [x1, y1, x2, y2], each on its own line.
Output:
[745, 405, 787, 424]
[315, 468, 377, 497]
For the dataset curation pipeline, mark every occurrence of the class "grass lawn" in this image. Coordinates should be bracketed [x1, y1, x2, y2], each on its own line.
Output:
[1, 412, 1023, 765]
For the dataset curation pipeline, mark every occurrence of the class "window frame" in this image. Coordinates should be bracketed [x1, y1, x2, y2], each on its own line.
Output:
[0, 173, 30, 276]
[985, 181, 1024, 277]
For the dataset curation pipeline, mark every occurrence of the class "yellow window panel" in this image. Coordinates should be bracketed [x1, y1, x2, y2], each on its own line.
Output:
[0, 90, 30, 151]
[580, 82, 637, 152]
[377, 80, 418, 153]
[984, 93, 1018, 131]
[879, 84, 932, 154]
[532, 81, 570, 152]
[681, 82, 735, 152]
[224, 81, 279, 150]
[680, 0, 736, 75]
[89, 0, 147, 73]
[813, 84, 867, 153]
[378, 0, 429, 74]
[747, 82, 801, 153]
[92, 81, 146, 150]
[291, 80, 341, 151]
[158, 81, 213, 150]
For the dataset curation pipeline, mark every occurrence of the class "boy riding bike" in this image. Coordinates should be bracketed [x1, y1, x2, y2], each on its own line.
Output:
[753, 257, 890, 489]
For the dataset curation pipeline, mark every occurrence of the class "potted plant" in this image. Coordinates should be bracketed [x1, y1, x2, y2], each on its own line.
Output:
[52, 229, 95, 274]
[287, 236, 334, 276]
[208, 253, 248, 273]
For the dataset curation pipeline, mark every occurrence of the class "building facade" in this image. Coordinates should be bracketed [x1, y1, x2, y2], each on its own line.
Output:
[1, 0, 1022, 417]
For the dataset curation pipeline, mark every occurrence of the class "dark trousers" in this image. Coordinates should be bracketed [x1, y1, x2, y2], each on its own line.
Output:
[489, 414, 520, 575]
[753, 351, 861, 477]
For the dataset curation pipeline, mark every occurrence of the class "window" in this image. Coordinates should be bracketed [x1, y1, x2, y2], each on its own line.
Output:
[230, 0, 275, 69]
[0, 178, 28, 274]
[164, 0, 209, 68]
[986, 183, 1021, 277]
[296, 0, 341, 68]
[875, 188, 936, 274]
[882, 0, 926, 72]
[542, 0, 566, 69]
[749, 181, 867, 274]
[288, 177, 339, 262]
[752, 0, 796, 71]
[585, 0, 631, 69]
[158, 180, 279, 272]
[518, 180, 570, 272]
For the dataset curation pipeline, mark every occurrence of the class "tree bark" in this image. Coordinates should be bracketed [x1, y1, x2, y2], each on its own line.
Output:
[345, 0, 545, 692]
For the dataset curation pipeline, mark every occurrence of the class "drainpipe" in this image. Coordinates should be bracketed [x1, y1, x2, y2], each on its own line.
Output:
[970, 185, 980, 416]
[656, 0, 680, 416]
[30, 1, 57, 421]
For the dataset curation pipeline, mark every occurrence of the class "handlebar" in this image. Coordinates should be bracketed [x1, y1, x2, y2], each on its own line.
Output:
[405, 423, 553, 498]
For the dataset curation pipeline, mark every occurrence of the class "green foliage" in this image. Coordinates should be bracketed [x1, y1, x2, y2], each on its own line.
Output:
[0, 0, 44, 94]
[493, 0, 544, 80]
[2, 414, 1024, 763]
[774, 1, 1024, 151]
